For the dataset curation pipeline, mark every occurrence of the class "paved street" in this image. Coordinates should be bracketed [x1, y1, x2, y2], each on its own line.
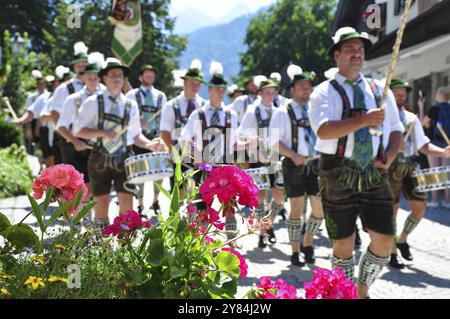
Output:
[2, 174, 450, 299]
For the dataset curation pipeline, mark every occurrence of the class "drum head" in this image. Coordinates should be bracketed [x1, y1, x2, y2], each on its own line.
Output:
[127, 171, 174, 184]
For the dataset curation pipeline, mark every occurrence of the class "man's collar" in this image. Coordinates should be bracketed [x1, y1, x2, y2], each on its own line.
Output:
[334, 72, 364, 85]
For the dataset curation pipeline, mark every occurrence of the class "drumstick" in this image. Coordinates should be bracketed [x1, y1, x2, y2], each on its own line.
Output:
[305, 155, 320, 164]
[437, 123, 450, 146]
[369, 0, 413, 136]
[3, 97, 19, 121]
[404, 121, 415, 142]
[107, 108, 163, 143]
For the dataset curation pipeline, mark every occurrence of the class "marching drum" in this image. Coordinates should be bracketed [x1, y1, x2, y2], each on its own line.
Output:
[125, 152, 173, 184]
[245, 167, 271, 190]
[412, 166, 450, 193]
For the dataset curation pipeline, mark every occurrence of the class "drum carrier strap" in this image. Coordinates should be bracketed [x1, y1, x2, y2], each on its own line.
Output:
[67, 82, 75, 95]
[198, 109, 232, 164]
[173, 97, 196, 129]
[329, 79, 385, 162]
[95, 94, 131, 154]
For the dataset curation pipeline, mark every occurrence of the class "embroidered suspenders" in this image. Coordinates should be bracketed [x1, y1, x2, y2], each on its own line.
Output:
[198, 109, 232, 164]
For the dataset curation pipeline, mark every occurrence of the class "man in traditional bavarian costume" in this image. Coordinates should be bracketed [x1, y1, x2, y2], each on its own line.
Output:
[227, 84, 246, 103]
[16, 72, 61, 168]
[56, 52, 106, 192]
[126, 64, 167, 214]
[180, 61, 239, 239]
[23, 70, 48, 155]
[48, 41, 88, 164]
[230, 77, 259, 124]
[160, 59, 206, 189]
[238, 75, 285, 248]
[74, 58, 160, 228]
[309, 27, 404, 298]
[270, 64, 324, 266]
[324, 67, 363, 248]
[388, 79, 450, 268]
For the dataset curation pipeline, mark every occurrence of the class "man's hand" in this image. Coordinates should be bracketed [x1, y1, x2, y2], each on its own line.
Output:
[363, 108, 385, 127]
[291, 153, 305, 166]
[444, 146, 450, 158]
[73, 139, 89, 152]
[13, 119, 23, 127]
[145, 138, 165, 152]
[103, 130, 119, 141]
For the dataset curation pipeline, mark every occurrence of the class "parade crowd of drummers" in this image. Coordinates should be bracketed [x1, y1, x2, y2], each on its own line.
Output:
[12, 27, 450, 299]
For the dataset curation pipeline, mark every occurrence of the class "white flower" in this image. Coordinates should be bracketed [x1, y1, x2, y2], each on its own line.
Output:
[73, 41, 88, 55]
[287, 64, 303, 80]
[45, 75, 55, 82]
[88, 52, 105, 68]
[55, 65, 70, 80]
[103, 57, 122, 68]
[324, 67, 339, 79]
[332, 26, 356, 44]
[190, 59, 202, 70]
[270, 72, 281, 82]
[227, 84, 238, 94]
[253, 75, 267, 88]
[32, 70, 42, 79]
[209, 61, 223, 75]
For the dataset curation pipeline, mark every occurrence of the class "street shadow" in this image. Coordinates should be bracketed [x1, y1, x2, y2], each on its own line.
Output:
[399, 196, 450, 227]
[381, 265, 450, 289]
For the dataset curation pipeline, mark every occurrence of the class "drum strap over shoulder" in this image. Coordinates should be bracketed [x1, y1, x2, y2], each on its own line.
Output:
[287, 103, 302, 153]
[97, 94, 105, 149]
[330, 80, 352, 159]
[255, 107, 270, 129]
[136, 90, 143, 113]
[67, 82, 75, 95]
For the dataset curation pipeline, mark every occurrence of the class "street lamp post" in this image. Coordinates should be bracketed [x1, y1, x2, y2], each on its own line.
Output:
[10, 32, 25, 56]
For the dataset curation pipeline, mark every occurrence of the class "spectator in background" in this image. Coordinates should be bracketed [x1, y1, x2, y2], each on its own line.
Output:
[422, 86, 450, 208]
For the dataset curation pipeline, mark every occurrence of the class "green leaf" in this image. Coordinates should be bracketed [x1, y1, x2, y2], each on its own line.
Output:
[43, 186, 54, 212]
[214, 251, 240, 278]
[45, 201, 70, 229]
[27, 194, 44, 233]
[0, 212, 11, 232]
[124, 269, 147, 286]
[136, 276, 164, 299]
[72, 201, 96, 225]
[146, 239, 164, 266]
[170, 182, 179, 215]
[72, 189, 84, 213]
[3, 224, 39, 250]
[221, 278, 238, 296]
[177, 219, 187, 234]
[154, 182, 171, 200]
[169, 266, 187, 279]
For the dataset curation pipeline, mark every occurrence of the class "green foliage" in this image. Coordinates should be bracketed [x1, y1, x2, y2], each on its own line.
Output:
[0, 231, 126, 299]
[1, 30, 54, 116]
[1, 224, 39, 251]
[0, 144, 33, 199]
[0, 119, 23, 148]
[121, 161, 241, 299]
[240, 0, 337, 87]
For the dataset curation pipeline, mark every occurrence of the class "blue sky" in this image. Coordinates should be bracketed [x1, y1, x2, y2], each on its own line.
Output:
[170, 0, 277, 18]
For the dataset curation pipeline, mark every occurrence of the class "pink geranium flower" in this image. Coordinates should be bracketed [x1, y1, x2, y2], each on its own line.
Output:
[304, 268, 358, 299]
[255, 277, 300, 299]
[103, 210, 151, 240]
[32, 164, 89, 216]
[199, 165, 259, 222]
